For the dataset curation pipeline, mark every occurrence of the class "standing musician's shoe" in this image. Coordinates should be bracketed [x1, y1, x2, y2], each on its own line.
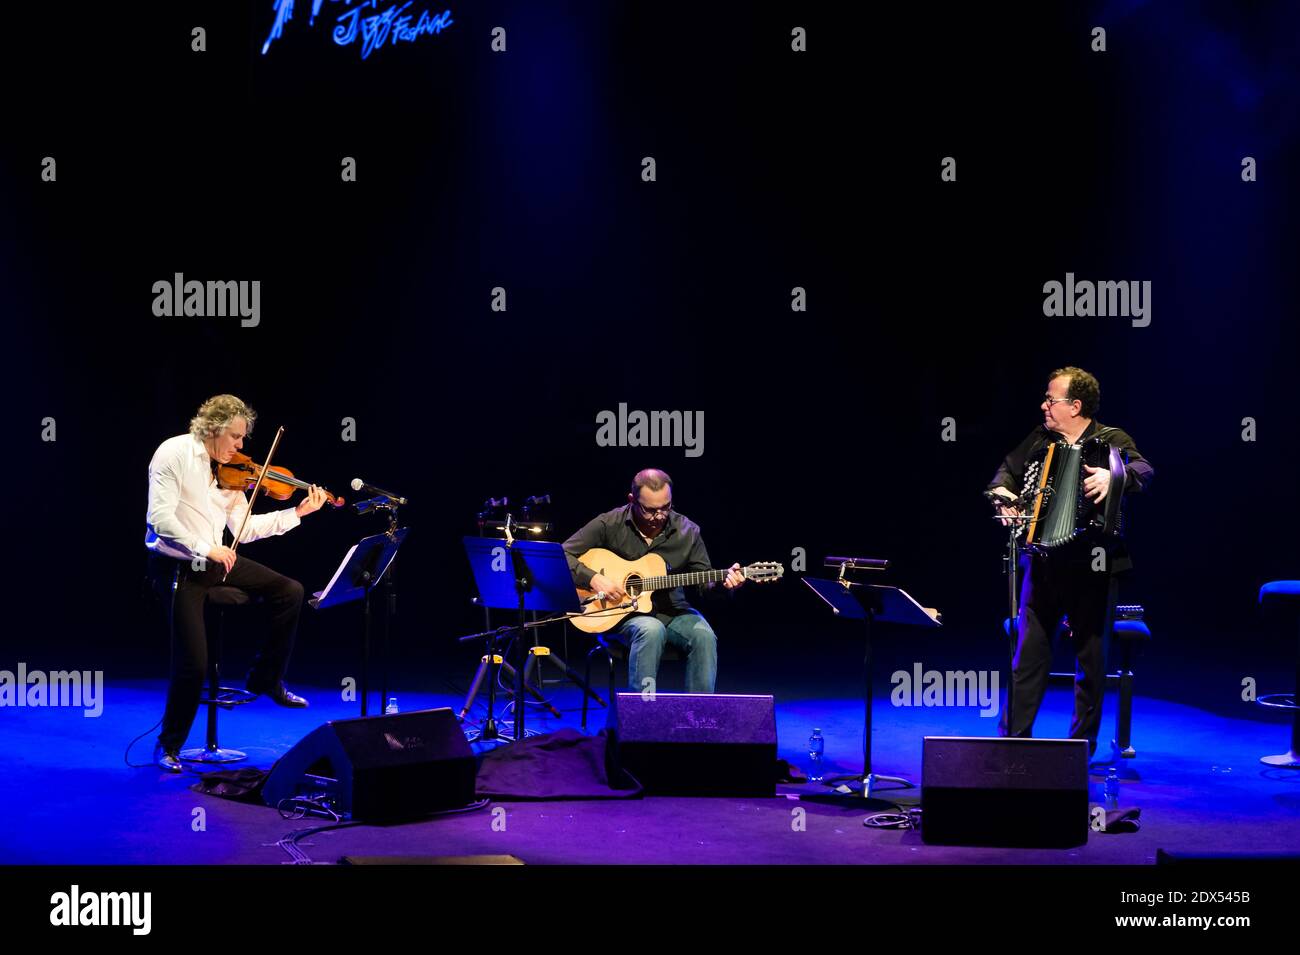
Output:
[154, 744, 184, 773]
[246, 675, 309, 708]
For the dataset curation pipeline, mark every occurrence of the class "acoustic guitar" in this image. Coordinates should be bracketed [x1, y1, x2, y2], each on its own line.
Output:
[570, 547, 784, 634]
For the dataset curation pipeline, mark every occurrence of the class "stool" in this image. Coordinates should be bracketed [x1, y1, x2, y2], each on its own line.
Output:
[1003, 605, 1151, 758]
[1110, 613, 1151, 758]
[1256, 581, 1300, 769]
[581, 635, 683, 732]
[179, 585, 259, 764]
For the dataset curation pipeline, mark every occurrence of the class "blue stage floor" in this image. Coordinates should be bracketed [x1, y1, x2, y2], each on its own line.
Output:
[2, 678, 1297, 865]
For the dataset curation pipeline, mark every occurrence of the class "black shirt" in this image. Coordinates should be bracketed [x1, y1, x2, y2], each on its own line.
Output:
[988, 420, 1153, 498]
[563, 504, 716, 614]
[987, 419, 1154, 568]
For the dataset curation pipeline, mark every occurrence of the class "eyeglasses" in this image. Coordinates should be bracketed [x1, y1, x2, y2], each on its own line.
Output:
[635, 500, 673, 518]
[1042, 395, 1074, 407]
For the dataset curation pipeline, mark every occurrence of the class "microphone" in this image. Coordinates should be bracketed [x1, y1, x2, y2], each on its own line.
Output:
[581, 592, 609, 606]
[350, 478, 408, 506]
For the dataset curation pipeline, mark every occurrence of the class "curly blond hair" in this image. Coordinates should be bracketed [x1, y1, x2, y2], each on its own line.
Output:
[189, 394, 256, 439]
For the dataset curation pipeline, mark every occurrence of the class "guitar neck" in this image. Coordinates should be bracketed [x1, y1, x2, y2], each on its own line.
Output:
[639, 568, 730, 591]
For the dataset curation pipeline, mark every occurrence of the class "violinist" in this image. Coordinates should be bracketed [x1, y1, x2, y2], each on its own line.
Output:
[145, 394, 329, 772]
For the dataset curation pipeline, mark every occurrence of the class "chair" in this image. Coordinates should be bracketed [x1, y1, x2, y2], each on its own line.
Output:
[1256, 581, 1300, 768]
[581, 634, 683, 732]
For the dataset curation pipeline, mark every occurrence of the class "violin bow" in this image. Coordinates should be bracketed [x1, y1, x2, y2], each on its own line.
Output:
[224, 425, 286, 580]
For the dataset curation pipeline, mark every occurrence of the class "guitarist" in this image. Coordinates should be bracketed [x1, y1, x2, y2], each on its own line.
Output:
[563, 469, 745, 693]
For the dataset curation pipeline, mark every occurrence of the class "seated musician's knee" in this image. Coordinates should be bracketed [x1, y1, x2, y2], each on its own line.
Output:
[624, 616, 667, 649]
[673, 613, 717, 651]
[688, 623, 717, 656]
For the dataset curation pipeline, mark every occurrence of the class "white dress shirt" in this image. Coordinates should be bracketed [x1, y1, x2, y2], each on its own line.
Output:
[145, 432, 302, 560]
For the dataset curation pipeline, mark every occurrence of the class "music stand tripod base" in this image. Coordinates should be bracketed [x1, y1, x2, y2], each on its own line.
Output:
[825, 772, 915, 798]
[803, 576, 941, 808]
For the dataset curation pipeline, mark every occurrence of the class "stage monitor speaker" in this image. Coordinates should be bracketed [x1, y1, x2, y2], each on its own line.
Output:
[921, 736, 1089, 848]
[606, 692, 776, 797]
[262, 707, 476, 821]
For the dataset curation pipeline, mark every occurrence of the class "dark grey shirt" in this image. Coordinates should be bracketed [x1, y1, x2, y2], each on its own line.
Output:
[563, 504, 715, 614]
[987, 419, 1154, 569]
[987, 420, 1153, 498]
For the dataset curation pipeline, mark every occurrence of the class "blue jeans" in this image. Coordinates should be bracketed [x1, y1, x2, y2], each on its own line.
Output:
[612, 610, 718, 693]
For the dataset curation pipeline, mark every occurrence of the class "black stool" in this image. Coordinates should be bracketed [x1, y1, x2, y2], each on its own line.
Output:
[581, 635, 683, 731]
[1003, 604, 1151, 759]
[1257, 581, 1300, 769]
[179, 583, 258, 764]
[1109, 609, 1151, 759]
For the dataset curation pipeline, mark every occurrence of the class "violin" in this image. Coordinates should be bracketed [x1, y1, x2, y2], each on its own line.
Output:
[216, 451, 345, 508]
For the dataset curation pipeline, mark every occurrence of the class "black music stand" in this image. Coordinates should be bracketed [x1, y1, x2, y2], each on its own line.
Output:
[310, 528, 408, 716]
[804, 573, 941, 807]
[462, 537, 583, 741]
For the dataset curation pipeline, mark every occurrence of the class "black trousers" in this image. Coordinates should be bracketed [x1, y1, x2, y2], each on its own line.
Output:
[1003, 552, 1113, 755]
[156, 554, 305, 751]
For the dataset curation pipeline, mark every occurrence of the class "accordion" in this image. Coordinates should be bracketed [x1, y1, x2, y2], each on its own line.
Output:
[1020, 437, 1127, 552]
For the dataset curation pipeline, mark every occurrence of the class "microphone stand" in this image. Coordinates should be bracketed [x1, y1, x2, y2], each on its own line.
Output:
[355, 496, 404, 715]
[988, 490, 1042, 732]
[472, 500, 552, 737]
[456, 599, 631, 740]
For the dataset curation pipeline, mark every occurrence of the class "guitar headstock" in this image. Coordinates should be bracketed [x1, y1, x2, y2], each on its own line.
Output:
[742, 561, 785, 583]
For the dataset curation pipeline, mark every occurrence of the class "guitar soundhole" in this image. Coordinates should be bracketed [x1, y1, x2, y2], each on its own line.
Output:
[625, 575, 643, 598]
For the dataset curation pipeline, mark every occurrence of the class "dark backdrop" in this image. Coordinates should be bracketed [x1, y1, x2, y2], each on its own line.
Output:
[3, 2, 1298, 709]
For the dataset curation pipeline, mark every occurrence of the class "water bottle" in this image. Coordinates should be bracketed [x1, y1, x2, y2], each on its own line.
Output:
[1103, 767, 1120, 809]
[808, 728, 825, 783]
[385, 697, 399, 715]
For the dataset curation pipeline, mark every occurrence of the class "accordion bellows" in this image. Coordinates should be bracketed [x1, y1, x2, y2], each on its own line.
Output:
[1023, 438, 1126, 551]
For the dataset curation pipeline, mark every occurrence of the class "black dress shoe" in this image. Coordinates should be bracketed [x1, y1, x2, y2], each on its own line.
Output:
[247, 678, 309, 708]
[153, 744, 183, 773]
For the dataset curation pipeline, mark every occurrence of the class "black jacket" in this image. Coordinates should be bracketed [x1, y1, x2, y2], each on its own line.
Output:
[987, 420, 1154, 569]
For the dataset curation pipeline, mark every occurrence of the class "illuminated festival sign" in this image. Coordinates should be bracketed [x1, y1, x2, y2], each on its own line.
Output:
[262, 0, 454, 60]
